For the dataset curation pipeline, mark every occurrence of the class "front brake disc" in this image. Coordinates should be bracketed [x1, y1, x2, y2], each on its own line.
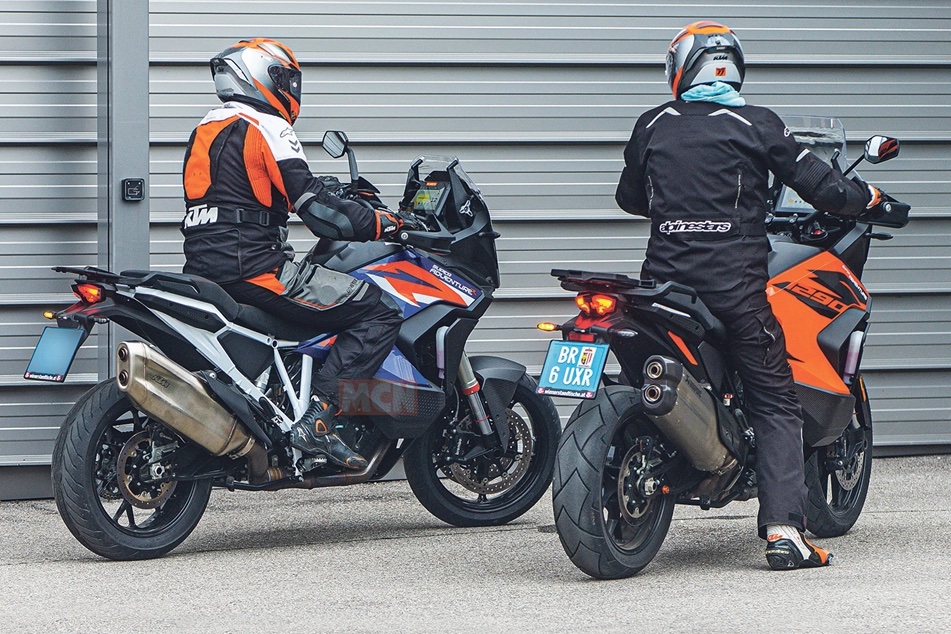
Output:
[448, 410, 534, 495]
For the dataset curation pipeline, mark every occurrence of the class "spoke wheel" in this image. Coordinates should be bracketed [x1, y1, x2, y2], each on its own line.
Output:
[52, 379, 212, 560]
[805, 373, 873, 538]
[404, 373, 561, 526]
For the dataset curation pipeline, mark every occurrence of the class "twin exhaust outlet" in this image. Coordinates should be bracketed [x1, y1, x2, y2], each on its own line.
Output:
[641, 355, 737, 475]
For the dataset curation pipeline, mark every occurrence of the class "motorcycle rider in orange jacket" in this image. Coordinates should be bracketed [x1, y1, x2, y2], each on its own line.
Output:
[616, 22, 883, 569]
[181, 38, 403, 470]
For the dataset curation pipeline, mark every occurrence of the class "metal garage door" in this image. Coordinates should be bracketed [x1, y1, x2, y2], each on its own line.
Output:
[2, 0, 948, 498]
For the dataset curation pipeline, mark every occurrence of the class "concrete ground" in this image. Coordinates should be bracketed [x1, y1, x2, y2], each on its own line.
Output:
[1, 455, 949, 633]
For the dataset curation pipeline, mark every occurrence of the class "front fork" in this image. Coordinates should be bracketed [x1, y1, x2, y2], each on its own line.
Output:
[457, 353, 501, 448]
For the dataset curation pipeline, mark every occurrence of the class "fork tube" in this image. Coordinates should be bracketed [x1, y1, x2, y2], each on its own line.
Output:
[458, 353, 494, 436]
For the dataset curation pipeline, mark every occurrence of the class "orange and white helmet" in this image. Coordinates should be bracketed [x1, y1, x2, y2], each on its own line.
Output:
[665, 21, 745, 99]
[211, 38, 302, 124]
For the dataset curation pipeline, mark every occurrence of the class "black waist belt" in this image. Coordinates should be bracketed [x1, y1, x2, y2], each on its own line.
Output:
[235, 208, 280, 227]
[182, 204, 282, 230]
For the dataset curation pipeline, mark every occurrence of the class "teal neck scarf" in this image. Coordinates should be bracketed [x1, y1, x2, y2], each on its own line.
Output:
[681, 81, 746, 107]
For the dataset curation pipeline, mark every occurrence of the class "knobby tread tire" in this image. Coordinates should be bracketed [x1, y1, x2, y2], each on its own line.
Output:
[51, 379, 212, 560]
[551, 386, 675, 579]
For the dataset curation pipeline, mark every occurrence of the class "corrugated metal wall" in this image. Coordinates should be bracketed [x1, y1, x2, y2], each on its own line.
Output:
[2, 1, 949, 494]
[0, 1, 98, 475]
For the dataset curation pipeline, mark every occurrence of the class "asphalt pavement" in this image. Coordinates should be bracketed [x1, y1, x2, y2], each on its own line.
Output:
[1, 454, 949, 633]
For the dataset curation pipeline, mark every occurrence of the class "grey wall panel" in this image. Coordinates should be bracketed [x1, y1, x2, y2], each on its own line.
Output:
[0, 1, 97, 483]
[147, 1, 949, 62]
[149, 64, 951, 142]
[3, 0, 950, 495]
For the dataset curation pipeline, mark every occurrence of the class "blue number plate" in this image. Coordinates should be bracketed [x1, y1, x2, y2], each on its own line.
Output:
[536, 341, 609, 399]
[23, 326, 85, 383]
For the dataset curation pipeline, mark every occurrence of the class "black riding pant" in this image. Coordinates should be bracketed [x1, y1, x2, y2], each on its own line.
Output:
[223, 262, 402, 406]
[701, 287, 808, 538]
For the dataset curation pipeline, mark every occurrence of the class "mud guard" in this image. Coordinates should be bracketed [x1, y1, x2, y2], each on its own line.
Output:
[468, 355, 526, 448]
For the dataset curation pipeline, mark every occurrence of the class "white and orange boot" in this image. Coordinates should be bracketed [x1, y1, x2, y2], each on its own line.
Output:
[765, 525, 833, 570]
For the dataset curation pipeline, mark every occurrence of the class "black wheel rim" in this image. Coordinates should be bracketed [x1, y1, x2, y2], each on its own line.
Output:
[600, 418, 669, 553]
[92, 398, 204, 538]
[428, 392, 548, 512]
[817, 411, 870, 517]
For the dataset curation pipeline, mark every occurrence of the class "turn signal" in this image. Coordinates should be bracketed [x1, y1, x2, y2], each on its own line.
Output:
[43, 311, 56, 320]
[74, 283, 104, 304]
[536, 322, 559, 332]
[576, 293, 617, 316]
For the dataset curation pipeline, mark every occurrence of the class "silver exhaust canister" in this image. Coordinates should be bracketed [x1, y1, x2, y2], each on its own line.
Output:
[116, 341, 256, 458]
[641, 355, 736, 474]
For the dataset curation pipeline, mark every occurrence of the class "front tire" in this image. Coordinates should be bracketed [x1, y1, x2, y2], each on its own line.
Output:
[552, 386, 676, 579]
[52, 379, 213, 560]
[404, 373, 560, 527]
[804, 374, 873, 538]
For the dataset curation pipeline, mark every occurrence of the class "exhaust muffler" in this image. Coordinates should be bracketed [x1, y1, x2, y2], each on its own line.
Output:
[116, 341, 257, 458]
[641, 355, 736, 474]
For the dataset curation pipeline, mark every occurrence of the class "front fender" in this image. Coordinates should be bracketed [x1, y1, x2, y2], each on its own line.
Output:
[469, 355, 526, 447]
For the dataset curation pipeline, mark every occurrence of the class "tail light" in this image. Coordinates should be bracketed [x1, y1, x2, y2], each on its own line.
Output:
[575, 293, 617, 316]
[74, 283, 105, 304]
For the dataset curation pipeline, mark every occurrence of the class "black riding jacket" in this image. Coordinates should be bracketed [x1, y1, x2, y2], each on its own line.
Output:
[616, 99, 872, 294]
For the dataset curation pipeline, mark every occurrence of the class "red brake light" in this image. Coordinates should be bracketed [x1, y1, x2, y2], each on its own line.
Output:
[576, 293, 617, 316]
[74, 283, 104, 304]
[575, 294, 591, 314]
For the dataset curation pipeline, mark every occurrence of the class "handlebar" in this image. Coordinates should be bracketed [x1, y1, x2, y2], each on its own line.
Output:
[767, 189, 910, 232]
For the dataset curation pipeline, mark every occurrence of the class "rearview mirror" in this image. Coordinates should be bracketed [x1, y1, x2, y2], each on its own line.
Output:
[864, 136, 900, 164]
[322, 130, 349, 159]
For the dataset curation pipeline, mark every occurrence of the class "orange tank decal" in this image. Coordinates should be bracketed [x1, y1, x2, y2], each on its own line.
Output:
[768, 251, 868, 396]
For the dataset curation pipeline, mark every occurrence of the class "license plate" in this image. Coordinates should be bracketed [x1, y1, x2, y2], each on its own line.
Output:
[23, 326, 86, 382]
[536, 340, 609, 399]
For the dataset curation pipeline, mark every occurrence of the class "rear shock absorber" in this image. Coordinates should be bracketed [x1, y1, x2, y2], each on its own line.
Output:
[457, 353, 498, 442]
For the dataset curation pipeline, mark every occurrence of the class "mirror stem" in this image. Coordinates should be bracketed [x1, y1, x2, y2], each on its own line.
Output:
[346, 148, 359, 185]
[843, 156, 864, 177]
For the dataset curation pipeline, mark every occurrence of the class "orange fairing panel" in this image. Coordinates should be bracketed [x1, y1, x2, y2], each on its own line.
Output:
[767, 251, 868, 396]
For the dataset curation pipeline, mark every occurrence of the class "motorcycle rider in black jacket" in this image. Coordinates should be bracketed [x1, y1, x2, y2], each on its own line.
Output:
[181, 38, 404, 470]
[615, 21, 882, 569]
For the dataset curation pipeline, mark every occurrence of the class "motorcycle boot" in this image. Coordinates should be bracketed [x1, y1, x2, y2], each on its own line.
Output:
[765, 525, 833, 570]
[289, 398, 368, 470]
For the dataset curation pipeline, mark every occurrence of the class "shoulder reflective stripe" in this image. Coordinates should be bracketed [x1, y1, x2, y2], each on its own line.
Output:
[709, 108, 752, 126]
[796, 149, 811, 162]
[646, 106, 681, 128]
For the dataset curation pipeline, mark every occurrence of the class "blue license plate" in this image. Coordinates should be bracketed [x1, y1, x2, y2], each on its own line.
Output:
[23, 326, 86, 383]
[536, 340, 609, 399]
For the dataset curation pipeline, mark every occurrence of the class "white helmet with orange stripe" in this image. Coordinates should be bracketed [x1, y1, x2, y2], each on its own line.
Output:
[211, 38, 302, 124]
[665, 21, 745, 99]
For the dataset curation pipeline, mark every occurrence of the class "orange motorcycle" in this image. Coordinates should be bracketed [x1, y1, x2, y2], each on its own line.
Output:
[539, 116, 909, 579]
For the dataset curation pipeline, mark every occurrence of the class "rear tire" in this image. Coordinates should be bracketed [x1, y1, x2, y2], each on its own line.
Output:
[552, 386, 676, 579]
[52, 379, 213, 560]
[404, 373, 560, 527]
[804, 374, 873, 538]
